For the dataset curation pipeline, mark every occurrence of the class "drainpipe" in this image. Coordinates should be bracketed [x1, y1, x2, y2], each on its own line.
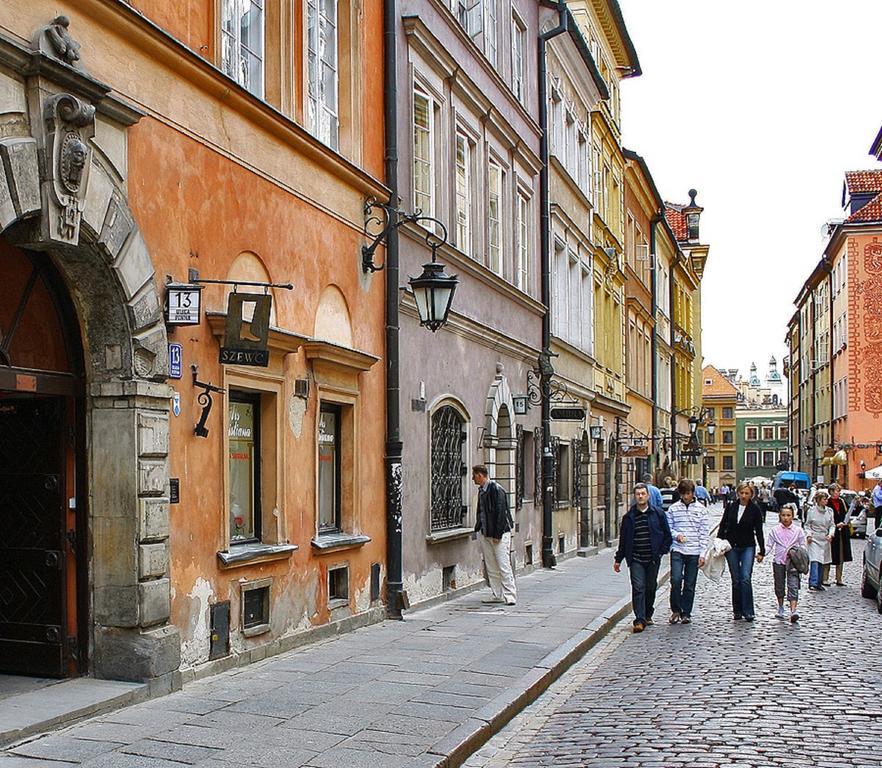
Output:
[538, 1, 568, 569]
[649, 213, 662, 476]
[383, 0, 403, 619]
[669, 256, 677, 474]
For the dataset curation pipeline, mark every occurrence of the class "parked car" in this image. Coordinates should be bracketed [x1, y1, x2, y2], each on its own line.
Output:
[771, 471, 812, 492]
[860, 525, 882, 613]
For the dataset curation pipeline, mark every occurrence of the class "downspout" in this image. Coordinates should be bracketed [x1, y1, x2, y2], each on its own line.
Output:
[649, 213, 662, 477]
[383, 0, 403, 619]
[669, 256, 677, 473]
[538, 1, 568, 569]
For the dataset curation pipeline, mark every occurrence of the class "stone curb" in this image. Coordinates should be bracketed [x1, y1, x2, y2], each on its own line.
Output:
[424, 563, 672, 768]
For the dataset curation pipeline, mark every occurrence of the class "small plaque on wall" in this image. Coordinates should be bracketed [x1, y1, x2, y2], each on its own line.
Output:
[169, 478, 180, 504]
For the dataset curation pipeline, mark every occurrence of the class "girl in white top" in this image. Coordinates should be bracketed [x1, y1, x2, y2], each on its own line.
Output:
[805, 490, 835, 591]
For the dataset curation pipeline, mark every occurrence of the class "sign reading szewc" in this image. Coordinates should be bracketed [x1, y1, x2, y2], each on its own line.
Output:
[220, 292, 272, 367]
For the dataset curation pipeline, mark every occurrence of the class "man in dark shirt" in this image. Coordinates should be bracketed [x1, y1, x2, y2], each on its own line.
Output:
[614, 483, 673, 632]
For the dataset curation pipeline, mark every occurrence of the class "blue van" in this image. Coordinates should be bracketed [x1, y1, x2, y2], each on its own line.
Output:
[771, 471, 812, 491]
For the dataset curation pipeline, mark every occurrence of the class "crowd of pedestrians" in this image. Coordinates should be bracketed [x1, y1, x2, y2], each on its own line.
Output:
[613, 476, 865, 633]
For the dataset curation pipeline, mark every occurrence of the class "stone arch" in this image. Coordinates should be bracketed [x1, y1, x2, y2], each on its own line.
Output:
[0, 30, 177, 681]
[314, 284, 354, 347]
[483, 363, 517, 508]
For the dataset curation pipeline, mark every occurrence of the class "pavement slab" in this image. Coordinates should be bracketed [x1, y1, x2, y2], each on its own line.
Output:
[0, 544, 645, 767]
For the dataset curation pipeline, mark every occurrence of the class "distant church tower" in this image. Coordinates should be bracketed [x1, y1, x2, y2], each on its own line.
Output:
[765, 356, 785, 405]
[748, 362, 761, 388]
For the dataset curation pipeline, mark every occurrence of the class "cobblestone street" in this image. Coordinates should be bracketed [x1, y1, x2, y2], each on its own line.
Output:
[465, 536, 882, 768]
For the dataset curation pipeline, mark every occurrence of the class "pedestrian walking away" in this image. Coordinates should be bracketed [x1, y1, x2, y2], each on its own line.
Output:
[694, 479, 711, 506]
[805, 489, 834, 592]
[873, 478, 882, 531]
[827, 483, 852, 586]
[472, 464, 516, 606]
[765, 503, 807, 623]
[717, 481, 765, 621]
[666, 478, 709, 624]
[642, 473, 664, 511]
[614, 483, 673, 633]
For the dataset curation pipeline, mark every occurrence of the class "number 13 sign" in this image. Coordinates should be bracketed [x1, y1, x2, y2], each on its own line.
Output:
[165, 282, 203, 326]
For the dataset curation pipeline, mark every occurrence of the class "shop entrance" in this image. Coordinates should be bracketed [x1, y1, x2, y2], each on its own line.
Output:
[0, 242, 84, 678]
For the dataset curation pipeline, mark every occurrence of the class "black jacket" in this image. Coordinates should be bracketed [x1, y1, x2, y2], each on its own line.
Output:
[615, 504, 672, 566]
[718, 500, 765, 555]
[474, 481, 513, 539]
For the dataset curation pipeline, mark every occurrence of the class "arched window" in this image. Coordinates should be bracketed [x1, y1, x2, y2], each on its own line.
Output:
[430, 404, 468, 531]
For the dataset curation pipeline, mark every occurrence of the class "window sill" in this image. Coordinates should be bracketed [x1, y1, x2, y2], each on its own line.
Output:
[327, 597, 349, 611]
[217, 542, 298, 569]
[243, 622, 270, 638]
[310, 533, 371, 553]
[425, 527, 474, 544]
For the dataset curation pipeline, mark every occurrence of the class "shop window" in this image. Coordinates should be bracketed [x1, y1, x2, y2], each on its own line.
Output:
[430, 403, 468, 532]
[229, 392, 261, 543]
[318, 403, 342, 533]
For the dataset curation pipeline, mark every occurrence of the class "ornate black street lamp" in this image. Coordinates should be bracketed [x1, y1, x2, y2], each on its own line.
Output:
[408, 231, 458, 332]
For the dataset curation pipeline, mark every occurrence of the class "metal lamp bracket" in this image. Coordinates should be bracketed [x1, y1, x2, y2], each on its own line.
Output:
[362, 198, 449, 273]
[191, 364, 226, 438]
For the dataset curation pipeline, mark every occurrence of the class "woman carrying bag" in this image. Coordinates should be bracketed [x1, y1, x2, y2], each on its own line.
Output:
[717, 481, 765, 621]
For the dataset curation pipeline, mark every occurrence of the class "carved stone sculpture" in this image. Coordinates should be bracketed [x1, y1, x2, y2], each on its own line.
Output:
[45, 16, 81, 65]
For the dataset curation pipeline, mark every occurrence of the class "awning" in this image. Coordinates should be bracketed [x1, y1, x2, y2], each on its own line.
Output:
[865, 464, 882, 479]
[830, 449, 848, 465]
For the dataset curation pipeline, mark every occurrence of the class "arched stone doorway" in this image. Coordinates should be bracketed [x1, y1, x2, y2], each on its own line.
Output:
[483, 364, 517, 513]
[0, 24, 178, 681]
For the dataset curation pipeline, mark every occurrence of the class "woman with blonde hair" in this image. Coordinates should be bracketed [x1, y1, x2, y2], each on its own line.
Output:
[827, 483, 852, 586]
[806, 489, 835, 592]
[717, 481, 766, 621]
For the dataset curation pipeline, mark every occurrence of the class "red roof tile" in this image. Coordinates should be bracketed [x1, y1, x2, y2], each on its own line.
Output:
[664, 204, 687, 241]
[845, 190, 882, 223]
[844, 170, 882, 194]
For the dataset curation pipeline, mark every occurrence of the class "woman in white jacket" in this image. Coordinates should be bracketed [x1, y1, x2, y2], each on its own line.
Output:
[805, 490, 835, 592]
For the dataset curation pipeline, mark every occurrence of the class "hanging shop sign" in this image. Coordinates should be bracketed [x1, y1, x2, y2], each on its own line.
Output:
[550, 407, 586, 421]
[164, 282, 203, 325]
[220, 292, 272, 367]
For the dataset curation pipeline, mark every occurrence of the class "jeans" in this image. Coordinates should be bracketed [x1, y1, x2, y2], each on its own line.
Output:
[629, 558, 660, 624]
[669, 551, 700, 617]
[809, 560, 823, 589]
[725, 546, 756, 618]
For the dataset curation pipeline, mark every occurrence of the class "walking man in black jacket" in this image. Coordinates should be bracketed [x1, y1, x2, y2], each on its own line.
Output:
[472, 465, 516, 605]
[614, 483, 673, 633]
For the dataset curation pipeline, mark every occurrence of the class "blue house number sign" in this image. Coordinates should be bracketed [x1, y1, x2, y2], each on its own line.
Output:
[168, 343, 183, 380]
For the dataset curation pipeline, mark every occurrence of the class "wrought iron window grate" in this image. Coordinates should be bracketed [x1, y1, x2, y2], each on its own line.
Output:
[431, 406, 467, 531]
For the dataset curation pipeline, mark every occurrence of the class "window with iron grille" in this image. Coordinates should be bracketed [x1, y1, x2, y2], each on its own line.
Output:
[430, 405, 468, 531]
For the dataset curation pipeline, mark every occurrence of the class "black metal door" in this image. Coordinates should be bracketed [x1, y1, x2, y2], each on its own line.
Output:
[0, 397, 67, 677]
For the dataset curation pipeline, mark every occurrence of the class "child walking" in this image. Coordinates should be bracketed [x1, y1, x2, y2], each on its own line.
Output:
[765, 504, 807, 623]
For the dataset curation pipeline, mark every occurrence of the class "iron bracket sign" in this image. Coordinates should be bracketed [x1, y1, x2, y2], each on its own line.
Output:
[220, 292, 272, 367]
[550, 407, 586, 421]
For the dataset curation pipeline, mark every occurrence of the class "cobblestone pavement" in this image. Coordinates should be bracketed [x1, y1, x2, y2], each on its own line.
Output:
[464, 537, 882, 768]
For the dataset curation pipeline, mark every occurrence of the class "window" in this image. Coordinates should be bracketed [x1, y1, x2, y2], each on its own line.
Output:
[430, 404, 468, 531]
[456, 0, 483, 39]
[722, 407, 734, 419]
[778, 425, 789, 441]
[762, 426, 775, 441]
[484, 0, 498, 67]
[745, 451, 758, 468]
[318, 403, 342, 532]
[221, 0, 264, 98]
[555, 441, 571, 503]
[746, 426, 758, 441]
[511, 14, 526, 104]
[704, 429, 716, 444]
[306, 0, 338, 148]
[413, 85, 435, 217]
[762, 450, 775, 467]
[722, 430, 734, 445]
[705, 456, 716, 471]
[488, 160, 503, 274]
[229, 392, 261, 543]
[328, 565, 349, 603]
[241, 580, 270, 635]
[722, 455, 734, 471]
[455, 133, 472, 256]
[705, 407, 715, 419]
[516, 190, 530, 291]
[704, 378, 713, 386]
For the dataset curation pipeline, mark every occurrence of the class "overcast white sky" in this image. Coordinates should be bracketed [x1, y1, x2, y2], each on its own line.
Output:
[617, 1, 882, 386]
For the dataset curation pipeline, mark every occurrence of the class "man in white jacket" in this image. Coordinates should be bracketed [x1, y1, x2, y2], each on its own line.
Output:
[666, 478, 709, 624]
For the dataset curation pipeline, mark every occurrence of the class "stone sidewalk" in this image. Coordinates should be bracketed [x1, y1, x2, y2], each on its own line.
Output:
[0, 548, 662, 768]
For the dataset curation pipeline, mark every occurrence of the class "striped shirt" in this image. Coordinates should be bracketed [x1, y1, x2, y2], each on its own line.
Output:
[660, 487, 679, 511]
[666, 500, 709, 556]
[632, 508, 653, 562]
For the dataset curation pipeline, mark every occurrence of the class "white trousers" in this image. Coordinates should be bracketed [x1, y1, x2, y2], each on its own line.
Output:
[481, 531, 517, 603]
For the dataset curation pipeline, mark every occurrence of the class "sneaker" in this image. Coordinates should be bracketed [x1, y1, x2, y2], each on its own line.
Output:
[644, 617, 654, 626]
[481, 596, 504, 604]
[790, 611, 799, 623]
[669, 612, 681, 624]
[632, 622, 645, 633]
[775, 607, 787, 620]
[816, 585, 826, 592]
[808, 586, 819, 592]
[680, 615, 692, 624]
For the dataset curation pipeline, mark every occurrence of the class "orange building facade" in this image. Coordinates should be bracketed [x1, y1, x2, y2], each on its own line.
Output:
[0, 2, 387, 684]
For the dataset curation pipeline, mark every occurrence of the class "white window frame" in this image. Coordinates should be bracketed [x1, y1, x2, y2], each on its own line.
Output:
[745, 450, 759, 468]
[221, 0, 265, 98]
[412, 83, 436, 219]
[455, 132, 472, 256]
[488, 159, 504, 275]
[484, 0, 498, 67]
[511, 13, 526, 104]
[306, 0, 339, 149]
[516, 187, 531, 292]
